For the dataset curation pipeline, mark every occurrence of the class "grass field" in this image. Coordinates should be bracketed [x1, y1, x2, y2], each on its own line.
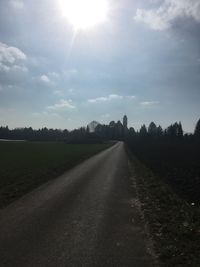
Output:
[0, 141, 112, 208]
[127, 138, 200, 204]
[128, 151, 200, 267]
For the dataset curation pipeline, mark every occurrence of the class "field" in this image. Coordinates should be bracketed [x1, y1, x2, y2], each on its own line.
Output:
[128, 152, 200, 267]
[0, 141, 112, 208]
[127, 138, 200, 205]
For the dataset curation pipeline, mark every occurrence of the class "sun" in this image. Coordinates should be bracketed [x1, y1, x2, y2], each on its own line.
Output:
[60, 0, 109, 30]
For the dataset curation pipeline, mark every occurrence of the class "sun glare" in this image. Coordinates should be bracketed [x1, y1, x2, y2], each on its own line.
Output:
[60, 0, 109, 30]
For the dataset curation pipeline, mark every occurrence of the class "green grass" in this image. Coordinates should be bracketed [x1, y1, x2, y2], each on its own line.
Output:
[0, 141, 112, 208]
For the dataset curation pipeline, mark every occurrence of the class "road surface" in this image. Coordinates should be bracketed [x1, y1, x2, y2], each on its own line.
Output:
[0, 142, 156, 267]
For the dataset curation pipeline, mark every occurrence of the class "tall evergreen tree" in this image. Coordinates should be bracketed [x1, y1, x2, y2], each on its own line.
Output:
[177, 122, 183, 138]
[194, 119, 200, 137]
[148, 122, 157, 135]
[139, 124, 147, 136]
[157, 125, 163, 136]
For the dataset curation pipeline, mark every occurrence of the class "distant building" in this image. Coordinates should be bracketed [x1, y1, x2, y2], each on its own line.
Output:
[123, 115, 128, 129]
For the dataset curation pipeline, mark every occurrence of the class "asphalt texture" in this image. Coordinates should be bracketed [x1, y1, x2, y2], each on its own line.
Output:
[0, 142, 156, 267]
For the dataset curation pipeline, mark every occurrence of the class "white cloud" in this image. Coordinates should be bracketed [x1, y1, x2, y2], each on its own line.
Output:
[88, 96, 108, 103]
[88, 94, 135, 103]
[0, 63, 28, 73]
[12, 65, 28, 72]
[134, 8, 170, 30]
[0, 63, 10, 72]
[88, 94, 122, 103]
[40, 74, 50, 83]
[134, 0, 200, 31]
[10, 0, 24, 9]
[48, 72, 60, 79]
[140, 101, 159, 105]
[109, 94, 123, 100]
[125, 95, 136, 100]
[0, 42, 26, 64]
[68, 88, 76, 94]
[46, 99, 76, 110]
[53, 90, 64, 96]
[0, 42, 27, 72]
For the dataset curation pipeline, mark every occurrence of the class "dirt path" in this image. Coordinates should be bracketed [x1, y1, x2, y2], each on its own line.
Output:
[0, 142, 156, 267]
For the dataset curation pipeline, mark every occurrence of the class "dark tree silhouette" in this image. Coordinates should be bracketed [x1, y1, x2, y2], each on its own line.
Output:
[166, 122, 183, 138]
[0, 116, 198, 143]
[157, 125, 163, 136]
[139, 124, 148, 136]
[177, 122, 183, 138]
[194, 119, 200, 137]
[148, 122, 157, 136]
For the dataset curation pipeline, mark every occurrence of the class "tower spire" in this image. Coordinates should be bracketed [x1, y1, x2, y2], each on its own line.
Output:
[123, 115, 128, 129]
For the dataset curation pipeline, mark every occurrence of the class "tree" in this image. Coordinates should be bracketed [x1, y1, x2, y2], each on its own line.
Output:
[129, 127, 136, 135]
[157, 125, 163, 136]
[139, 124, 147, 136]
[194, 119, 200, 137]
[166, 122, 182, 138]
[148, 122, 157, 136]
[177, 122, 183, 138]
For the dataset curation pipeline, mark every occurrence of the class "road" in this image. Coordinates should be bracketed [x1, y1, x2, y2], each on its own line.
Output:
[0, 142, 156, 267]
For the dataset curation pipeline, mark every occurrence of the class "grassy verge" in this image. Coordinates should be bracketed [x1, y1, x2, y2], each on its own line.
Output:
[128, 150, 200, 267]
[0, 141, 112, 209]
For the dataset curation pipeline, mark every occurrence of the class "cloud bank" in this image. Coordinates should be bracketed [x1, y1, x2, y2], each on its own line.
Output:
[88, 94, 135, 103]
[134, 0, 200, 30]
[46, 99, 76, 111]
[140, 101, 159, 106]
[40, 74, 50, 83]
[0, 42, 26, 72]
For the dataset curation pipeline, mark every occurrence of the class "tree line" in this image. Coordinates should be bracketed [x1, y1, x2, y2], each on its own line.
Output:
[94, 119, 200, 141]
[0, 126, 69, 141]
[0, 118, 199, 142]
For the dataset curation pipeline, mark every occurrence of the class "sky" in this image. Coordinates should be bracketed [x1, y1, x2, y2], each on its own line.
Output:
[0, 0, 200, 132]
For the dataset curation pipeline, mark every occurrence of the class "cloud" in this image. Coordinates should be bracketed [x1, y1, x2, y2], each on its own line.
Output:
[63, 68, 78, 80]
[46, 99, 76, 110]
[10, 0, 24, 9]
[0, 42, 27, 72]
[0, 63, 10, 72]
[134, 8, 170, 30]
[140, 101, 159, 106]
[0, 42, 26, 64]
[0, 63, 28, 73]
[88, 94, 135, 103]
[32, 111, 59, 117]
[134, 0, 200, 30]
[125, 95, 136, 100]
[100, 113, 111, 119]
[12, 65, 28, 72]
[53, 90, 64, 96]
[49, 72, 59, 79]
[68, 88, 75, 94]
[40, 74, 50, 83]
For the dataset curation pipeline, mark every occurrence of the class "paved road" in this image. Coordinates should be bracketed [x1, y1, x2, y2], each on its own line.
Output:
[0, 142, 156, 267]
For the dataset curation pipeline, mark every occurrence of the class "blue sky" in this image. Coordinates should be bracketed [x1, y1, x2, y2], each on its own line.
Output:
[0, 0, 200, 132]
